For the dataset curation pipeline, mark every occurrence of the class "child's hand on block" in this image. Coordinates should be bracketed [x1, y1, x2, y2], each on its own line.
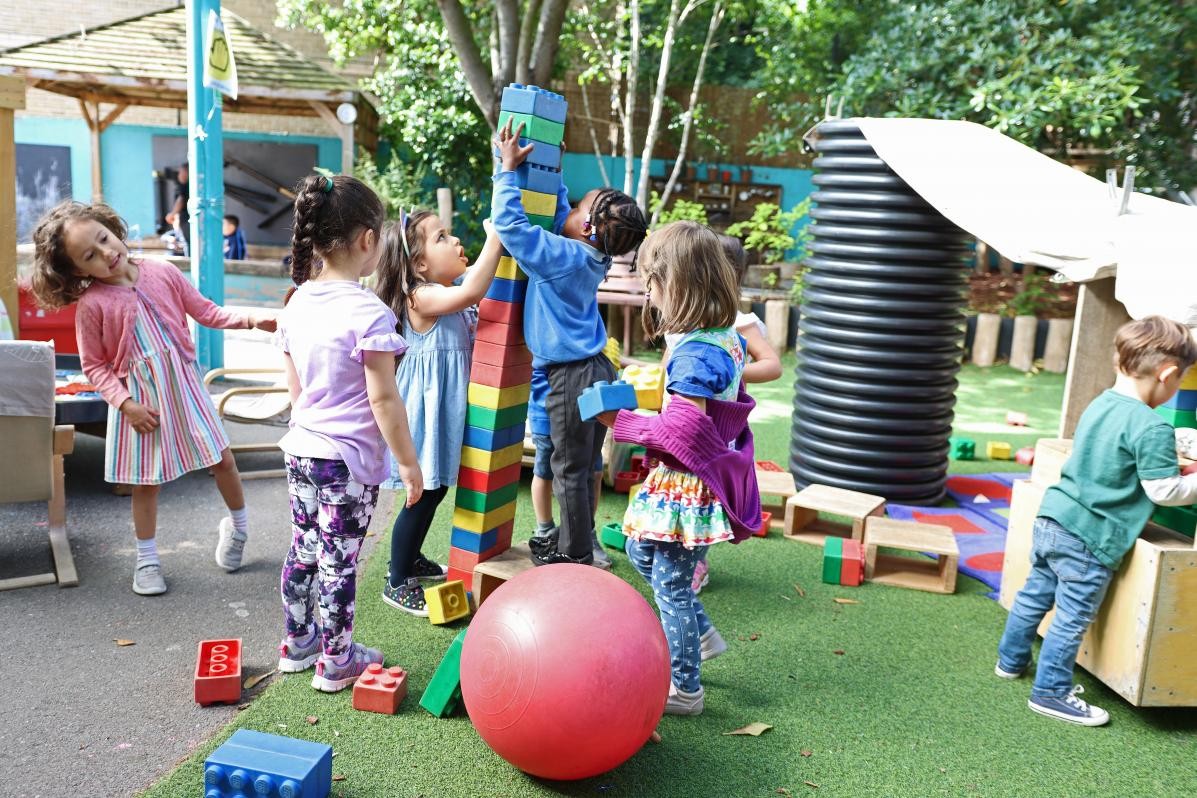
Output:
[495, 119, 535, 172]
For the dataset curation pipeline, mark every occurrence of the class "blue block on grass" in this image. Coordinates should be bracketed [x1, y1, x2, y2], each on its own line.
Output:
[577, 380, 638, 422]
[462, 423, 525, 452]
[512, 162, 562, 195]
[485, 276, 528, 304]
[204, 729, 332, 798]
[500, 84, 568, 123]
[492, 138, 562, 170]
[450, 525, 500, 553]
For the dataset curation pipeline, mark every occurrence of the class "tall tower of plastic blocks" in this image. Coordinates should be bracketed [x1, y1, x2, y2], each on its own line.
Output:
[446, 84, 567, 591]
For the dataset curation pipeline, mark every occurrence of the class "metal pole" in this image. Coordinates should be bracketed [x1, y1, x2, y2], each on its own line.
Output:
[186, 0, 226, 371]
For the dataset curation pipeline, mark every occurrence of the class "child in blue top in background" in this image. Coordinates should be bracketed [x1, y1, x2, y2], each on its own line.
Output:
[997, 316, 1197, 726]
[493, 120, 647, 566]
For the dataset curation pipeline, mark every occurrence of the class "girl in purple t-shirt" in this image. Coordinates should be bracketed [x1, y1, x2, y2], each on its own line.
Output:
[275, 175, 423, 693]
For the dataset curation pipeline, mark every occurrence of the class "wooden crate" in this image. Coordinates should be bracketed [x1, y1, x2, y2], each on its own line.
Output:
[783, 484, 885, 545]
[756, 466, 797, 531]
[472, 543, 535, 607]
[863, 517, 958, 594]
[1000, 440, 1197, 707]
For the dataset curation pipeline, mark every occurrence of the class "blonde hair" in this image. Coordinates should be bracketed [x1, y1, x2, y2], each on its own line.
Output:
[639, 221, 739, 338]
[30, 201, 131, 309]
[1114, 316, 1197, 377]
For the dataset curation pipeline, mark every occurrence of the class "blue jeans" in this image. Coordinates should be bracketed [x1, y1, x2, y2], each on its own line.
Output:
[625, 537, 712, 693]
[997, 517, 1113, 698]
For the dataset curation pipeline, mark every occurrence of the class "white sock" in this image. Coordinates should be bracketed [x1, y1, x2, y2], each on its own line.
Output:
[230, 506, 248, 536]
[136, 537, 159, 566]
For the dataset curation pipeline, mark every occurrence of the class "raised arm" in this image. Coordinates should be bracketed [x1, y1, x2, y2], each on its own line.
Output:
[409, 227, 503, 318]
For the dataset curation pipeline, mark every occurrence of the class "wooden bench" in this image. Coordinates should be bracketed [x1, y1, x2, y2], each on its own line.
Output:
[863, 517, 959, 594]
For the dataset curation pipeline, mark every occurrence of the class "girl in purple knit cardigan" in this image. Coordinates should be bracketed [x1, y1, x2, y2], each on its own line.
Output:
[597, 221, 762, 717]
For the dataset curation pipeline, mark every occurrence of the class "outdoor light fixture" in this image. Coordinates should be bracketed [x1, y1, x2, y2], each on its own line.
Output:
[336, 102, 357, 125]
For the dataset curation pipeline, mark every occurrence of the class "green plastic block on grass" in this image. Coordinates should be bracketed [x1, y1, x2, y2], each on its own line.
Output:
[455, 482, 520, 514]
[822, 537, 843, 584]
[599, 522, 626, 550]
[466, 402, 529, 431]
[498, 110, 564, 146]
[1151, 505, 1197, 537]
[1154, 406, 1197, 428]
[420, 629, 466, 718]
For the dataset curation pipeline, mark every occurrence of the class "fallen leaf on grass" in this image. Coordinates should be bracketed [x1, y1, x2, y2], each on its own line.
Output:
[306, 716, 319, 726]
[793, 583, 806, 597]
[332, 774, 346, 782]
[832, 598, 860, 605]
[723, 722, 773, 737]
[114, 639, 135, 647]
[804, 781, 819, 789]
[780, 594, 792, 601]
[801, 750, 813, 757]
[749, 633, 760, 641]
[833, 649, 845, 656]
[776, 789, 792, 797]
[650, 730, 662, 744]
[243, 671, 275, 690]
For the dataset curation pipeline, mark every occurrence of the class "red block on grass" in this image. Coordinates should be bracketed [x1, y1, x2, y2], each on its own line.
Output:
[613, 470, 641, 494]
[756, 460, 783, 472]
[194, 639, 242, 706]
[353, 663, 408, 714]
[458, 463, 522, 494]
[473, 340, 532, 368]
[840, 539, 864, 587]
[477, 317, 524, 346]
[753, 511, 773, 538]
[1015, 446, 1035, 466]
[479, 298, 521, 325]
[471, 360, 533, 389]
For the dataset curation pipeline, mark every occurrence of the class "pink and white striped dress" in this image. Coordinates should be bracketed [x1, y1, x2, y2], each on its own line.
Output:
[104, 292, 228, 485]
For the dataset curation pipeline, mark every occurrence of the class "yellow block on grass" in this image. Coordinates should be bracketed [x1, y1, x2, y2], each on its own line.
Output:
[426, 580, 470, 624]
[496, 255, 526, 281]
[468, 381, 531, 410]
[987, 441, 1013, 460]
[519, 189, 557, 217]
[460, 442, 525, 473]
[452, 500, 517, 534]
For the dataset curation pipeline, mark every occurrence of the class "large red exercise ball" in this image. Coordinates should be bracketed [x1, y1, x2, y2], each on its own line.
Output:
[460, 563, 670, 781]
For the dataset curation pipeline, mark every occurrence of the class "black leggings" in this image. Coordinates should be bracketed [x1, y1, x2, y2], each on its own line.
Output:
[387, 485, 449, 587]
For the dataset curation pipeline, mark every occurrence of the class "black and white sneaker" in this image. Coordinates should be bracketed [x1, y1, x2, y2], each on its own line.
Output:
[528, 546, 593, 567]
[529, 528, 558, 557]
[1028, 685, 1109, 726]
[411, 554, 448, 582]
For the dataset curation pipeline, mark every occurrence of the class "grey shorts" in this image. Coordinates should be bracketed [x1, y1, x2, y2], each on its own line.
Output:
[532, 432, 602, 480]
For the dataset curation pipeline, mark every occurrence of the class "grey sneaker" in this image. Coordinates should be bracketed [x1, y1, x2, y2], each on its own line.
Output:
[700, 627, 727, 662]
[590, 534, 613, 570]
[995, 661, 1025, 680]
[278, 633, 321, 672]
[311, 643, 384, 693]
[214, 517, 248, 572]
[132, 561, 167, 596]
[665, 682, 705, 716]
[1028, 685, 1109, 726]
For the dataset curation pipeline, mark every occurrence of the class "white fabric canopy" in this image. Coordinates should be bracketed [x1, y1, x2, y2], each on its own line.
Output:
[850, 118, 1197, 324]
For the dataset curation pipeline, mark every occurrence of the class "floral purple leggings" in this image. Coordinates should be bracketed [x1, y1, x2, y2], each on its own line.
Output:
[281, 455, 379, 659]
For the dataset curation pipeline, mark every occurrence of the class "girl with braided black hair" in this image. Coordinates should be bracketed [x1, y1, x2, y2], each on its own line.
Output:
[493, 119, 647, 566]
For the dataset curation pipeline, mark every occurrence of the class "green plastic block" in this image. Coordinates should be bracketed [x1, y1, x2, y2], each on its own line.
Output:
[1155, 406, 1197, 428]
[455, 482, 519, 514]
[466, 402, 529, 431]
[498, 110, 564, 146]
[599, 522, 626, 550]
[526, 213, 554, 231]
[949, 436, 975, 460]
[1151, 505, 1197, 537]
[822, 537, 843, 585]
[420, 629, 466, 718]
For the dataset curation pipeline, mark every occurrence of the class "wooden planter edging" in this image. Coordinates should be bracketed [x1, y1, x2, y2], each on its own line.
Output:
[964, 315, 1075, 373]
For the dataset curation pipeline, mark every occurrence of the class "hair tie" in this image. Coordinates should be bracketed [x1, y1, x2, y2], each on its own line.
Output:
[322, 176, 335, 193]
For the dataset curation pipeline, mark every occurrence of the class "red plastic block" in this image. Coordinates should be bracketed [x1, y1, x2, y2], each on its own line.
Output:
[473, 340, 532, 368]
[630, 454, 644, 473]
[446, 566, 474, 593]
[1005, 410, 1028, 426]
[448, 540, 509, 573]
[195, 639, 242, 706]
[1015, 446, 1035, 466]
[471, 360, 533, 389]
[614, 470, 641, 494]
[753, 511, 773, 538]
[447, 522, 514, 592]
[477, 317, 524, 346]
[458, 463, 522, 493]
[352, 663, 408, 714]
[840, 539, 864, 586]
[479, 298, 522, 325]
[756, 460, 784, 472]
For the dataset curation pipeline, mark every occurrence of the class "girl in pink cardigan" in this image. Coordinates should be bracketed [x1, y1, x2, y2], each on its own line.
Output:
[598, 221, 761, 717]
[31, 201, 275, 596]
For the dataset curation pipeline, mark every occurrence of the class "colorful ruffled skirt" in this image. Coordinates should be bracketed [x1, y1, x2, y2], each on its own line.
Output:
[622, 464, 734, 548]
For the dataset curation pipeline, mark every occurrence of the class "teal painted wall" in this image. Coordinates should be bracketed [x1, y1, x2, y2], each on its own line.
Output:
[15, 117, 341, 238]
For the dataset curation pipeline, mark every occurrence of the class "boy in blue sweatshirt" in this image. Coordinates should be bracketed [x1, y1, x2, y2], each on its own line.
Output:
[493, 120, 647, 566]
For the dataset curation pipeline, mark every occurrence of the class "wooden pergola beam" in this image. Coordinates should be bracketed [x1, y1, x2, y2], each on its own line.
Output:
[1, 75, 26, 335]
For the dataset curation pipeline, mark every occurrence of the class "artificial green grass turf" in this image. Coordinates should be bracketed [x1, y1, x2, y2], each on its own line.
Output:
[143, 360, 1197, 797]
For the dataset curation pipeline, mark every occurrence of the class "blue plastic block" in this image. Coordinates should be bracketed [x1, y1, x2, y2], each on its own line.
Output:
[484, 276, 529, 304]
[512, 162, 562, 195]
[462, 422, 525, 452]
[1162, 389, 1197, 411]
[500, 83, 567, 123]
[204, 729, 332, 798]
[492, 138, 562, 170]
[577, 380, 639, 422]
[451, 524, 500, 553]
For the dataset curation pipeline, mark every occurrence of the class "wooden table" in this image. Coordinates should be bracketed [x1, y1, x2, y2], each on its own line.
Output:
[597, 272, 646, 356]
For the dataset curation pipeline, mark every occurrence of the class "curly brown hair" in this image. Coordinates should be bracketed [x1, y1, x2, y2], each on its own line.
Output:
[30, 201, 130, 309]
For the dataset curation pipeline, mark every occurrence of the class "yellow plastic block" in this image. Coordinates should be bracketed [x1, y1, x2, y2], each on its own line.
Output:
[460, 442, 525, 472]
[519, 189, 557, 217]
[1182, 367, 1197, 390]
[496, 255, 526, 282]
[426, 580, 471, 625]
[603, 337, 621, 370]
[622, 364, 665, 410]
[986, 441, 1013, 460]
[468, 382, 531, 410]
[452, 500, 517, 534]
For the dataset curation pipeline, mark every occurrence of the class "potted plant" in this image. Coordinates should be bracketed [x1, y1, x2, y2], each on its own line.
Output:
[726, 200, 808, 288]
